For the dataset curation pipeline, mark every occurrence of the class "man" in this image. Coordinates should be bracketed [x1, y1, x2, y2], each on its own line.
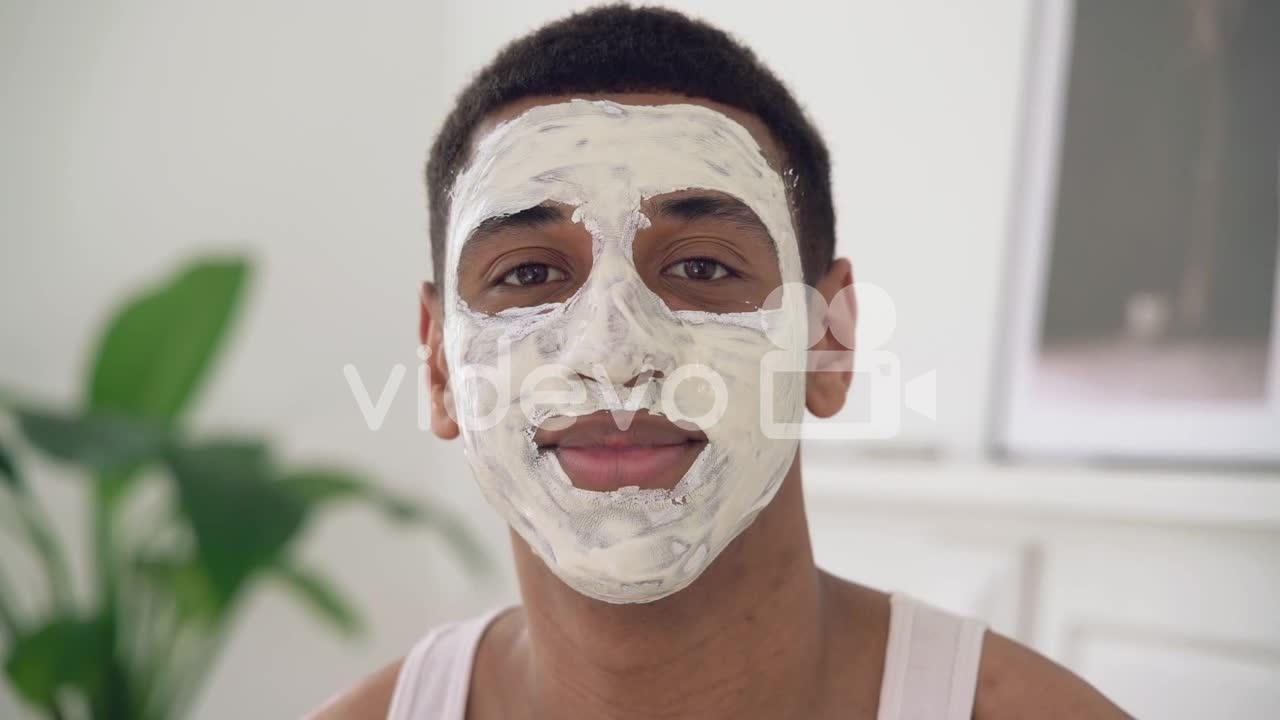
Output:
[317, 6, 1127, 718]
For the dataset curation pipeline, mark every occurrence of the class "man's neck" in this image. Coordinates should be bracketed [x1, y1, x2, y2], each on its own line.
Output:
[499, 457, 837, 720]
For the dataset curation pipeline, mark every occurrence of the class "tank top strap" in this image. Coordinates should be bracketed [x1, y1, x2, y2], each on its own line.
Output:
[876, 593, 988, 720]
[386, 606, 510, 720]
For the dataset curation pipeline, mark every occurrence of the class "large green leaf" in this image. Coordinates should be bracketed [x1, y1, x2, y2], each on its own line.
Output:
[165, 439, 307, 605]
[88, 258, 248, 424]
[281, 467, 418, 518]
[132, 552, 220, 622]
[281, 467, 488, 573]
[14, 407, 165, 472]
[270, 561, 360, 636]
[4, 616, 109, 709]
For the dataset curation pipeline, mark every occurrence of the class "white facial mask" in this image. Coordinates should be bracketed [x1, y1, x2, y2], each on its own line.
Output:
[442, 100, 808, 603]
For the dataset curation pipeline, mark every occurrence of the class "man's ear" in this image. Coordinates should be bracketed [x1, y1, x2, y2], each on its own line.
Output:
[419, 282, 459, 440]
[806, 258, 855, 418]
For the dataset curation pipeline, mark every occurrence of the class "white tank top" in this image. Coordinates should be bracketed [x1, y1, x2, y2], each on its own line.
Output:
[387, 593, 986, 720]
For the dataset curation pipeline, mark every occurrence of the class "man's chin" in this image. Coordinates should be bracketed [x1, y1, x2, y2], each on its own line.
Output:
[545, 555, 705, 605]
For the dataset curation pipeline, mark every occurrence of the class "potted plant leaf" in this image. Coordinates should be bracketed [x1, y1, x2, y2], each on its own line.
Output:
[0, 257, 482, 719]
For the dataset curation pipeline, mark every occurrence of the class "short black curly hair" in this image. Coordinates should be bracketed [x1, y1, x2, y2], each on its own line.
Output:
[426, 4, 835, 285]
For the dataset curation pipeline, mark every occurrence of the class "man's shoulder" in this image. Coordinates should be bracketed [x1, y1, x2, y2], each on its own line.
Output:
[975, 630, 1132, 719]
[305, 657, 404, 720]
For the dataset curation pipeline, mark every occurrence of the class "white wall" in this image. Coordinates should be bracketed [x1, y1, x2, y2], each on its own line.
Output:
[1, 1, 1042, 717]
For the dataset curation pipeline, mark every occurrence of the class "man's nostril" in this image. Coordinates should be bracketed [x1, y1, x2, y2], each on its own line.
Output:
[622, 364, 665, 388]
[622, 372, 648, 389]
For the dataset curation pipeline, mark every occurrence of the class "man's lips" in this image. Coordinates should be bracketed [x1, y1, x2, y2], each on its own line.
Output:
[533, 411, 707, 492]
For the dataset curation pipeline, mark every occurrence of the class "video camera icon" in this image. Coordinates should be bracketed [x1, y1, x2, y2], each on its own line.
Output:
[758, 281, 937, 441]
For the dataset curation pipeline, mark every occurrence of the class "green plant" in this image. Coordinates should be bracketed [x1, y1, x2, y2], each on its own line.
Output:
[0, 257, 483, 719]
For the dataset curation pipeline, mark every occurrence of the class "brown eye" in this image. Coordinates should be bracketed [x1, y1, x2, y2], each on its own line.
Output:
[665, 257, 732, 281]
[500, 263, 566, 287]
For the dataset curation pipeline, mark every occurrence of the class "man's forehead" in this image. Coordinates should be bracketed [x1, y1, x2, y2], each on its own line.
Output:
[465, 92, 789, 175]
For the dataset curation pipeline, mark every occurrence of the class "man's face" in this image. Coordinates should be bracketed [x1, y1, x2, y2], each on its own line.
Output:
[437, 94, 810, 603]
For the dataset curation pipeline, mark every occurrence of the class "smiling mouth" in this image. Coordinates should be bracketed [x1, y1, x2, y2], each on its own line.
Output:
[532, 410, 708, 492]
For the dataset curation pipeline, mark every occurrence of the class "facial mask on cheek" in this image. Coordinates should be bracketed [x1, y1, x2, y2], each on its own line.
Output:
[442, 100, 809, 603]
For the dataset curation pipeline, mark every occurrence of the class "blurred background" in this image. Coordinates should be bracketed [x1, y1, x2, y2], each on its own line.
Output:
[2, 0, 1277, 718]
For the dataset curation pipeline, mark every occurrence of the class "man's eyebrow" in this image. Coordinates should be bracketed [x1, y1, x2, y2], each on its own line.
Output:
[461, 203, 568, 257]
[650, 193, 777, 254]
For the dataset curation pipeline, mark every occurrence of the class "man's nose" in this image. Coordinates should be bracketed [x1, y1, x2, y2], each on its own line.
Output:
[560, 265, 675, 385]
